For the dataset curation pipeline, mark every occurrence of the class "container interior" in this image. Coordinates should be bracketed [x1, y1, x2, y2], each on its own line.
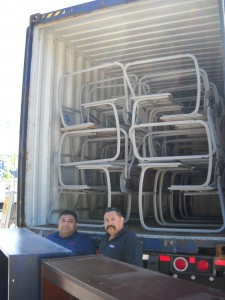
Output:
[24, 0, 225, 235]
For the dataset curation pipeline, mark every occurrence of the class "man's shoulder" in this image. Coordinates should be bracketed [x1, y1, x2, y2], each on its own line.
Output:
[76, 232, 92, 242]
[46, 231, 59, 239]
[120, 228, 138, 240]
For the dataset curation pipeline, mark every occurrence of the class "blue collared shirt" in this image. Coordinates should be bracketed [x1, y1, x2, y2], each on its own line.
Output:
[46, 231, 96, 256]
[99, 228, 143, 267]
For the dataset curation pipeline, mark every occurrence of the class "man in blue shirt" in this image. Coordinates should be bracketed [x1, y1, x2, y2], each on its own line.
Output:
[46, 210, 95, 256]
[99, 207, 143, 267]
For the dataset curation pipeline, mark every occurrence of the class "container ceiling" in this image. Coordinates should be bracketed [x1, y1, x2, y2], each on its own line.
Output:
[42, 0, 224, 96]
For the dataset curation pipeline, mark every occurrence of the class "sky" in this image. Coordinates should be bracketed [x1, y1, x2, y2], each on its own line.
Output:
[0, 1, 90, 155]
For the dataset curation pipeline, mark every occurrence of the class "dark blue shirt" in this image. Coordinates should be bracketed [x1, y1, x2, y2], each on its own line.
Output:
[46, 231, 96, 256]
[99, 228, 143, 267]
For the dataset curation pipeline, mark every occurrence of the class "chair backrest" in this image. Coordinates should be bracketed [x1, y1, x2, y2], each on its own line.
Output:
[61, 106, 81, 127]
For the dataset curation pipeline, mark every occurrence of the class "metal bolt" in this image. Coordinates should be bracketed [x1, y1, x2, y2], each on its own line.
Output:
[209, 277, 214, 282]
[191, 275, 195, 280]
[173, 274, 178, 279]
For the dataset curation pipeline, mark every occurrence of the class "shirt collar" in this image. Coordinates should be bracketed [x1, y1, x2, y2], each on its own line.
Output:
[106, 227, 126, 241]
[58, 230, 78, 239]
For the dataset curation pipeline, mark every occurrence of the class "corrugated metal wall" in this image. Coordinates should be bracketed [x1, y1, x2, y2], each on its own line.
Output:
[43, 0, 224, 95]
[26, 0, 224, 226]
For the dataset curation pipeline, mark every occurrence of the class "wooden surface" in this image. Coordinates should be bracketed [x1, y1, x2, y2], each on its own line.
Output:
[41, 255, 225, 300]
[0, 228, 71, 300]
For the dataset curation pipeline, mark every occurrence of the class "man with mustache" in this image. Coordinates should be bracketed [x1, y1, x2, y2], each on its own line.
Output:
[99, 207, 143, 267]
[46, 209, 95, 256]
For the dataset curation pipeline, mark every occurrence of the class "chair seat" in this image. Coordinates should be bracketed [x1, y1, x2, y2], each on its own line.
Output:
[168, 185, 216, 191]
[160, 113, 206, 122]
[58, 185, 90, 190]
[60, 122, 98, 132]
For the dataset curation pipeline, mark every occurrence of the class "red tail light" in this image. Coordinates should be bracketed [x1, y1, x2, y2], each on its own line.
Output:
[159, 255, 171, 262]
[215, 259, 225, 266]
[173, 257, 188, 272]
[196, 260, 209, 272]
[189, 257, 196, 264]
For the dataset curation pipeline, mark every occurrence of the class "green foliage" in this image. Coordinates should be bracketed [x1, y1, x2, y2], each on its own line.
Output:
[0, 154, 18, 180]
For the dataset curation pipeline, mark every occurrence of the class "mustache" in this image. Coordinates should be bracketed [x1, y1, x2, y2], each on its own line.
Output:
[106, 225, 116, 230]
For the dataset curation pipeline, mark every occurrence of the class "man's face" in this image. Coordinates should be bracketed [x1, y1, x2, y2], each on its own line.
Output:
[58, 214, 77, 237]
[104, 211, 124, 237]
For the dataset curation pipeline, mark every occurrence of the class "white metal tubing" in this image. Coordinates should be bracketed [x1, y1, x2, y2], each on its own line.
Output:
[149, 105, 182, 123]
[141, 127, 208, 158]
[58, 61, 128, 127]
[131, 93, 179, 125]
[77, 164, 128, 207]
[156, 169, 219, 227]
[79, 79, 122, 123]
[59, 102, 121, 166]
[129, 120, 212, 164]
[156, 68, 209, 121]
[138, 164, 225, 233]
[77, 165, 111, 208]
[124, 54, 201, 114]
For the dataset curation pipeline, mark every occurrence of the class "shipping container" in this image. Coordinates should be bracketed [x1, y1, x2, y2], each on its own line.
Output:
[18, 0, 225, 290]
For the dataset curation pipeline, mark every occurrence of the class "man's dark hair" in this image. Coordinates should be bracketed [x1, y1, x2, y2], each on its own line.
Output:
[104, 207, 123, 217]
[59, 210, 78, 221]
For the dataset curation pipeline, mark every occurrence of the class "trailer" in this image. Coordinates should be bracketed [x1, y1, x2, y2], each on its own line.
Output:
[18, 0, 225, 291]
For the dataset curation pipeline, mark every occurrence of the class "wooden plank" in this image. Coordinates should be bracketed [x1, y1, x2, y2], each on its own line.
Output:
[41, 255, 225, 300]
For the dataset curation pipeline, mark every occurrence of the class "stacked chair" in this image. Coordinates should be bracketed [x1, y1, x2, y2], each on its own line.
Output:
[127, 54, 225, 233]
[48, 54, 225, 232]
[48, 62, 133, 227]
